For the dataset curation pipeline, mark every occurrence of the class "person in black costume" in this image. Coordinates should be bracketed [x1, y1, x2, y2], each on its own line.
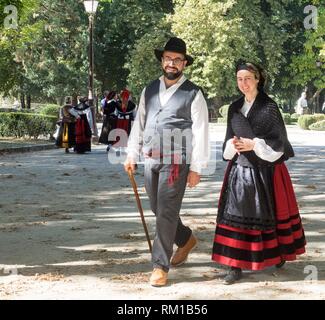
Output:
[212, 62, 306, 284]
[99, 91, 119, 151]
[116, 89, 136, 138]
[70, 97, 92, 154]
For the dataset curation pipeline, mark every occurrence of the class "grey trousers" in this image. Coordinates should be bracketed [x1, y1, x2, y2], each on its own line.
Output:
[144, 158, 192, 272]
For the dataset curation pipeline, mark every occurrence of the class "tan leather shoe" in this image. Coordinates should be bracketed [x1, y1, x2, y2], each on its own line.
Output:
[171, 234, 197, 267]
[149, 268, 168, 287]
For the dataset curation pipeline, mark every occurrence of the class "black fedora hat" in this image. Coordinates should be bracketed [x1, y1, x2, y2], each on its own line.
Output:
[154, 37, 194, 66]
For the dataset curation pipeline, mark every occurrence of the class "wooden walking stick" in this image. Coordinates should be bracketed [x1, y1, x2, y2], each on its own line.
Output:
[127, 169, 152, 253]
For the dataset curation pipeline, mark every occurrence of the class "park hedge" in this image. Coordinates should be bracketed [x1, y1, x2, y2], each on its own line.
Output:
[290, 113, 300, 122]
[298, 114, 325, 130]
[309, 120, 325, 131]
[38, 104, 61, 117]
[0, 112, 57, 139]
[0, 108, 33, 113]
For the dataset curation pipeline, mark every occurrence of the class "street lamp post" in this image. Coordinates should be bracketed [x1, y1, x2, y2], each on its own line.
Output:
[84, 0, 99, 139]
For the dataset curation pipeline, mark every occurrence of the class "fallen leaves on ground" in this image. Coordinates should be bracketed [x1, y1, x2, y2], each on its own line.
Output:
[33, 272, 65, 282]
[115, 232, 145, 240]
[38, 210, 71, 220]
[111, 272, 149, 284]
[0, 221, 46, 232]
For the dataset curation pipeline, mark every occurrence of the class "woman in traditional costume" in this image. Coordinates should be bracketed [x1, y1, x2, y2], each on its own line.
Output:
[99, 91, 119, 151]
[212, 62, 306, 284]
[56, 103, 77, 153]
[116, 89, 136, 138]
[70, 97, 92, 154]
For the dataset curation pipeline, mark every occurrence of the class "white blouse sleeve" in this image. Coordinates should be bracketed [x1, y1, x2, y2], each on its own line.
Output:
[126, 88, 146, 161]
[253, 138, 284, 162]
[223, 138, 237, 160]
[190, 90, 210, 174]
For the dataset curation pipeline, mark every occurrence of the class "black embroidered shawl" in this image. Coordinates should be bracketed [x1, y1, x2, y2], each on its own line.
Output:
[223, 91, 294, 167]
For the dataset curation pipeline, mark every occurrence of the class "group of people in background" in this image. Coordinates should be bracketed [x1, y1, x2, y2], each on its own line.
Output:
[55, 96, 93, 154]
[55, 89, 136, 154]
[99, 88, 136, 151]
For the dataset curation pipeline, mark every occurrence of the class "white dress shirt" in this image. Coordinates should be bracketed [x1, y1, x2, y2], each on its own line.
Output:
[223, 98, 284, 162]
[127, 75, 210, 174]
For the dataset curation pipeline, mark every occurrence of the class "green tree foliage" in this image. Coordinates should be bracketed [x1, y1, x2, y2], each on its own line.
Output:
[127, 0, 324, 108]
[286, 3, 325, 91]
[170, 0, 301, 100]
[0, 0, 40, 97]
[0, 0, 323, 109]
[16, 0, 91, 99]
[125, 19, 172, 98]
[1, 0, 100, 102]
[95, 0, 173, 93]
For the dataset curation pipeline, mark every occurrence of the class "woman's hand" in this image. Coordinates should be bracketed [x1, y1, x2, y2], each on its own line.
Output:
[232, 136, 255, 153]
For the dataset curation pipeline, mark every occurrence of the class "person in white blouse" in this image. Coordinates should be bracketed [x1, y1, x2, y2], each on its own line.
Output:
[296, 91, 308, 115]
[212, 62, 306, 285]
[124, 37, 209, 287]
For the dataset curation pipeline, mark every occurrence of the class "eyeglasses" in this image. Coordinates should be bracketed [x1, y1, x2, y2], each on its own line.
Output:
[162, 56, 185, 66]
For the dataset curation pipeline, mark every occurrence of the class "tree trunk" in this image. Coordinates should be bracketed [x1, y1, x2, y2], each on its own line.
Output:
[306, 85, 315, 114]
[20, 94, 25, 109]
[313, 89, 324, 113]
[27, 95, 31, 109]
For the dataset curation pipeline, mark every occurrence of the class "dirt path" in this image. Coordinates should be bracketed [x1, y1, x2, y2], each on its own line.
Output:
[0, 124, 325, 300]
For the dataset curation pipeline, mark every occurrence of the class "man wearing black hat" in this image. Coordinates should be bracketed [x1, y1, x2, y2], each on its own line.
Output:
[124, 37, 209, 286]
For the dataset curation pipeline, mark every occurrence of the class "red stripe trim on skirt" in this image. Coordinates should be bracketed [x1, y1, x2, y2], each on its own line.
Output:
[217, 222, 275, 235]
[277, 229, 304, 244]
[214, 234, 279, 251]
[212, 253, 281, 271]
[277, 217, 301, 229]
[212, 163, 306, 270]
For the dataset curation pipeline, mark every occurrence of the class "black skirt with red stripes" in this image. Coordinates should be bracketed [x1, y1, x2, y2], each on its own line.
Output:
[212, 162, 306, 271]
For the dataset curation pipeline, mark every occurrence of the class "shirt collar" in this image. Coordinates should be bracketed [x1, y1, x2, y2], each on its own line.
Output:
[244, 96, 256, 106]
[159, 74, 187, 91]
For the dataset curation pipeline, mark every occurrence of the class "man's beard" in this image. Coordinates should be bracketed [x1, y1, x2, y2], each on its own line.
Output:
[163, 69, 182, 80]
